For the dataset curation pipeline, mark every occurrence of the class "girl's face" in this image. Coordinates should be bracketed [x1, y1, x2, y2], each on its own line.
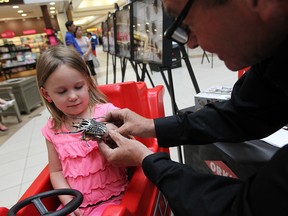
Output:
[41, 64, 90, 117]
[76, 27, 83, 37]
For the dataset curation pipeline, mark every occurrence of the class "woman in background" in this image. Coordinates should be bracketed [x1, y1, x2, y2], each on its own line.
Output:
[74, 26, 98, 84]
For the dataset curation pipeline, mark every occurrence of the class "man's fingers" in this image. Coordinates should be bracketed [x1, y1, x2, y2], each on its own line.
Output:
[98, 130, 123, 156]
[109, 129, 123, 144]
[105, 109, 124, 122]
[98, 140, 112, 155]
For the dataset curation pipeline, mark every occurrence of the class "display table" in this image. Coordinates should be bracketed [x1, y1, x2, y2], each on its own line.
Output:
[179, 106, 279, 179]
[0, 76, 43, 114]
[184, 140, 279, 180]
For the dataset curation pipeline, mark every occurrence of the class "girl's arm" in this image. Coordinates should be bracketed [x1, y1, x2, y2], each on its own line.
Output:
[46, 140, 82, 215]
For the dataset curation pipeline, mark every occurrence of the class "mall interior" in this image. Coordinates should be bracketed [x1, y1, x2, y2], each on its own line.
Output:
[0, 0, 274, 215]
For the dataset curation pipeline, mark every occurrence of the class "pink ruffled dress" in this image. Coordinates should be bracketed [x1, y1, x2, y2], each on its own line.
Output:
[42, 103, 128, 214]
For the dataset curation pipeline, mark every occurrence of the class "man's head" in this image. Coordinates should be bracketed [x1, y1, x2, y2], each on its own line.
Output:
[162, 0, 288, 71]
[87, 32, 92, 38]
[65, 21, 76, 33]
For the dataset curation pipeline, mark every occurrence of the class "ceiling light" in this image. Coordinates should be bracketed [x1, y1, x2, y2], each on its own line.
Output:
[50, 10, 55, 14]
[74, 16, 95, 26]
[17, 10, 23, 13]
[50, 7, 55, 10]
[79, 0, 117, 8]
[21, 14, 27, 16]
[12, 5, 19, 8]
[49, 2, 55, 5]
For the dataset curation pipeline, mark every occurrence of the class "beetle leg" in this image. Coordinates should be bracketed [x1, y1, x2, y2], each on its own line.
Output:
[55, 131, 80, 135]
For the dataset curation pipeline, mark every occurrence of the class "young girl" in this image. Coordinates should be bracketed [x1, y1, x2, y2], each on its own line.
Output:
[36, 45, 128, 215]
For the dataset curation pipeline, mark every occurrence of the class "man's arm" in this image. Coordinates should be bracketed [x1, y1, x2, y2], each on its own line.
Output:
[155, 66, 288, 147]
[142, 153, 243, 216]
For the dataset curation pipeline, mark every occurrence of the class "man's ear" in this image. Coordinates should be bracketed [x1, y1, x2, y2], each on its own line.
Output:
[251, 0, 278, 22]
[40, 87, 52, 103]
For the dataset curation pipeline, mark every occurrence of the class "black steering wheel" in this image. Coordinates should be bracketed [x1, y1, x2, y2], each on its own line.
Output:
[8, 189, 83, 216]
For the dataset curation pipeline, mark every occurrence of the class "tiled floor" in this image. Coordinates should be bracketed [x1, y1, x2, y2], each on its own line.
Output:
[0, 46, 238, 209]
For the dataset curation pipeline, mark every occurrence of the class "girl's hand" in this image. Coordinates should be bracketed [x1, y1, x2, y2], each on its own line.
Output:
[69, 208, 82, 216]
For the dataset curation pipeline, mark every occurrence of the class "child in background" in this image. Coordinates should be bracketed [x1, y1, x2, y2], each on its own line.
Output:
[36, 45, 128, 215]
[87, 32, 98, 57]
[0, 98, 16, 131]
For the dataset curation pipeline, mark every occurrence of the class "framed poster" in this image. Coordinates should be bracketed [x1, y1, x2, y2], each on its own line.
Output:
[115, 4, 132, 59]
[107, 13, 116, 55]
[102, 20, 109, 52]
[132, 0, 172, 66]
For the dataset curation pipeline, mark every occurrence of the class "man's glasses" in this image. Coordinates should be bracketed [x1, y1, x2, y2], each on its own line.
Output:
[164, 0, 194, 44]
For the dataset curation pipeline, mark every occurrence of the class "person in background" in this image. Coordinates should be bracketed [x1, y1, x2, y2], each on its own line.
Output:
[87, 32, 98, 57]
[98, 0, 288, 216]
[0, 122, 7, 131]
[98, 35, 103, 46]
[53, 27, 64, 45]
[36, 45, 128, 215]
[0, 98, 16, 131]
[74, 26, 98, 84]
[64, 21, 83, 56]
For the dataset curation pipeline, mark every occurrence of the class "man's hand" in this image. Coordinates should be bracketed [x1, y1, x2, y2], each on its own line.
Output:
[104, 108, 156, 138]
[98, 130, 153, 167]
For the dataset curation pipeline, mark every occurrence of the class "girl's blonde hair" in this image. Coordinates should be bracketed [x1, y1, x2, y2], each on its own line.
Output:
[36, 45, 107, 130]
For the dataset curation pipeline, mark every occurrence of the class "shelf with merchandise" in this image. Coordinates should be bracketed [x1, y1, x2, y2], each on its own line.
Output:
[0, 44, 37, 80]
[0, 33, 48, 58]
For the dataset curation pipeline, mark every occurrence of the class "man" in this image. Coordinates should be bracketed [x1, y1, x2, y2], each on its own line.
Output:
[98, 0, 288, 216]
[87, 32, 98, 57]
[64, 20, 83, 56]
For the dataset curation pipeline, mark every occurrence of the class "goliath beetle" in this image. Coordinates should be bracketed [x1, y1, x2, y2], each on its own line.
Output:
[56, 117, 107, 141]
